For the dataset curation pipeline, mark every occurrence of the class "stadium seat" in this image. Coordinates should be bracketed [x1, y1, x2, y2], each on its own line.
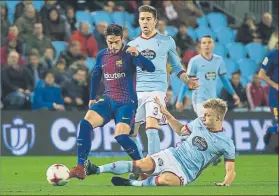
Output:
[32, 1, 44, 11]
[166, 26, 178, 37]
[75, 11, 92, 23]
[112, 11, 132, 27]
[216, 27, 235, 45]
[223, 58, 239, 79]
[7, 0, 19, 24]
[226, 42, 247, 61]
[195, 26, 216, 41]
[207, 12, 227, 32]
[245, 43, 266, 64]
[52, 41, 67, 60]
[186, 27, 197, 42]
[196, 15, 208, 27]
[213, 43, 228, 57]
[237, 58, 259, 86]
[85, 57, 96, 71]
[91, 11, 112, 25]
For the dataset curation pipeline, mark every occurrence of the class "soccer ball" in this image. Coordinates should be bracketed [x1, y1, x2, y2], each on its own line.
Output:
[46, 164, 70, 186]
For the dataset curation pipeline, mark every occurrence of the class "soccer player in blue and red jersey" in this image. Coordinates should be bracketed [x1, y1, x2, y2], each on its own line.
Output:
[69, 24, 155, 179]
[258, 47, 278, 145]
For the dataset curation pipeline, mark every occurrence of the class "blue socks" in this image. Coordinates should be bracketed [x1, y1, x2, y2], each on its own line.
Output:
[129, 136, 144, 158]
[146, 128, 160, 155]
[115, 135, 142, 160]
[98, 161, 133, 174]
[77, 119, 93, 165]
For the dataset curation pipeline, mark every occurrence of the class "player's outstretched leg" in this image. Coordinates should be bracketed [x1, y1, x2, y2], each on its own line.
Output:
[111, 172, 182, 186]
[85, 156, 154, 176]
[69, 110, 104, 180]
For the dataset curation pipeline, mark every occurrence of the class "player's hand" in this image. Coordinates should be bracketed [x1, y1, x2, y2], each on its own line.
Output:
[188, 77, 199, 90]
[126, 47, 139, 56]
[88, 100, 96, 108]
[214, 182, 230, 187]
[232, 94, 240, 105]
[154, 97, 171, 117]
[175, 101, 184, 112]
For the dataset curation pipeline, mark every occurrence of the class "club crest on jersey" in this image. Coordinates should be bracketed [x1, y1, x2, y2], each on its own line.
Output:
[192, 136, 208, 151]
[140, 49, 156, 60]
[116, 60, 122, 67]
[205, 72, 217, 80]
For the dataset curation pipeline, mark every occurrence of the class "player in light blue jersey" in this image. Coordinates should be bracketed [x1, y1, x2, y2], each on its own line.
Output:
[85, 98, 236, 187]
[127, 5, 199, 162]
[177, 36, 240, 117]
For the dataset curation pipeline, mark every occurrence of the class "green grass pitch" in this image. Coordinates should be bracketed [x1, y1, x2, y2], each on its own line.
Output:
[0, 155, 278, 195]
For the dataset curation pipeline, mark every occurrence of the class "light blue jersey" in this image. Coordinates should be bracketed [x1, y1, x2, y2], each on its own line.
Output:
[187, 54, 227, 104]
[128, 33, 185, 92]
[169, 118, 235, 183]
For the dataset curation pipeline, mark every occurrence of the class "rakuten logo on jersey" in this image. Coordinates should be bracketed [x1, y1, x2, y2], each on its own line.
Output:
[104, 73, 126, 80]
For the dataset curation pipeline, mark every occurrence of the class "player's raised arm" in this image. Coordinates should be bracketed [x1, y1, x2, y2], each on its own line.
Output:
[167, 37, 199, 90]
[258, 51, 279, 91]
[126, 46, 155, 72]
[89, 52, 103, 106]
[154, 97, 190, 136]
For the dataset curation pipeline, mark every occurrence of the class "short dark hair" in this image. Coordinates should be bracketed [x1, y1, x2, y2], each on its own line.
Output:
[43, 71, 54, 79]
[105, 24, 123, 37]
[232, 70, 241, 76]
[202, 35, 212, 39]
[138, 5, 157, 19]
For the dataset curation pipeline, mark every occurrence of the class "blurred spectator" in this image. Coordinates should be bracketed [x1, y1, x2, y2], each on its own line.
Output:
[3, 25, 23, 53]
[221, 71, 247, 110]
[268, 31, 278, 50]
[68, 55, 88, 76]
[236, 14, 261, 44]
[246, 73, 268, 110]
[15, 4, 40, 42]
[52, 58, 70, 85]
[1, 3, 10, 46]
[43, 7, 68, 41]
[40, 0, 63, 25]
[1, 51, 33, 110]
[126, 1, 138, 13]
[94, 21, 108, 50]
[161, 1, 180, 27]
[172, 0, 202, 27]
[157, 19, 168, 35]
[59, 41, 83, 67]
[26, 53, 47, 86]
[103, 1, 115, 13]
[0, 33, 25, 67]
[40, 47, 55, 69]
[14, 0, 33, 22]
[61, 67, 88, 110]
[32, 71, 65, 111]
[123, 27, 131, 45]
[26, 23, 53, 56]
[70, 22, 98, 58]
[175, 23, 194, 55]
[65, 6, 77, 34]
[257, 12, 275, 45]
[182, 42, 200, 65]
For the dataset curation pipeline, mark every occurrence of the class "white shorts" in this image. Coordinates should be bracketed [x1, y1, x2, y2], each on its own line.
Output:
[150, 149, 188, 185]
[135, 91, 167, 125]
[193, 103, 204, 118]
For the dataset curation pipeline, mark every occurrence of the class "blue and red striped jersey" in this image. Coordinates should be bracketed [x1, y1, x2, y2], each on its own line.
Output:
[90, 47, 155, 104]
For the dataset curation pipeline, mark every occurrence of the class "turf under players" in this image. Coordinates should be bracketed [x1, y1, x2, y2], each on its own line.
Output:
[85, 98, 236, 187]
[127, 5, 199, 159]
[69, 24, 155, 179]
[258, 48, 278, 145]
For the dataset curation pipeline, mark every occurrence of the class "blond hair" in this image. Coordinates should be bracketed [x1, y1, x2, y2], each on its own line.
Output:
[203, 98, 228, 119]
